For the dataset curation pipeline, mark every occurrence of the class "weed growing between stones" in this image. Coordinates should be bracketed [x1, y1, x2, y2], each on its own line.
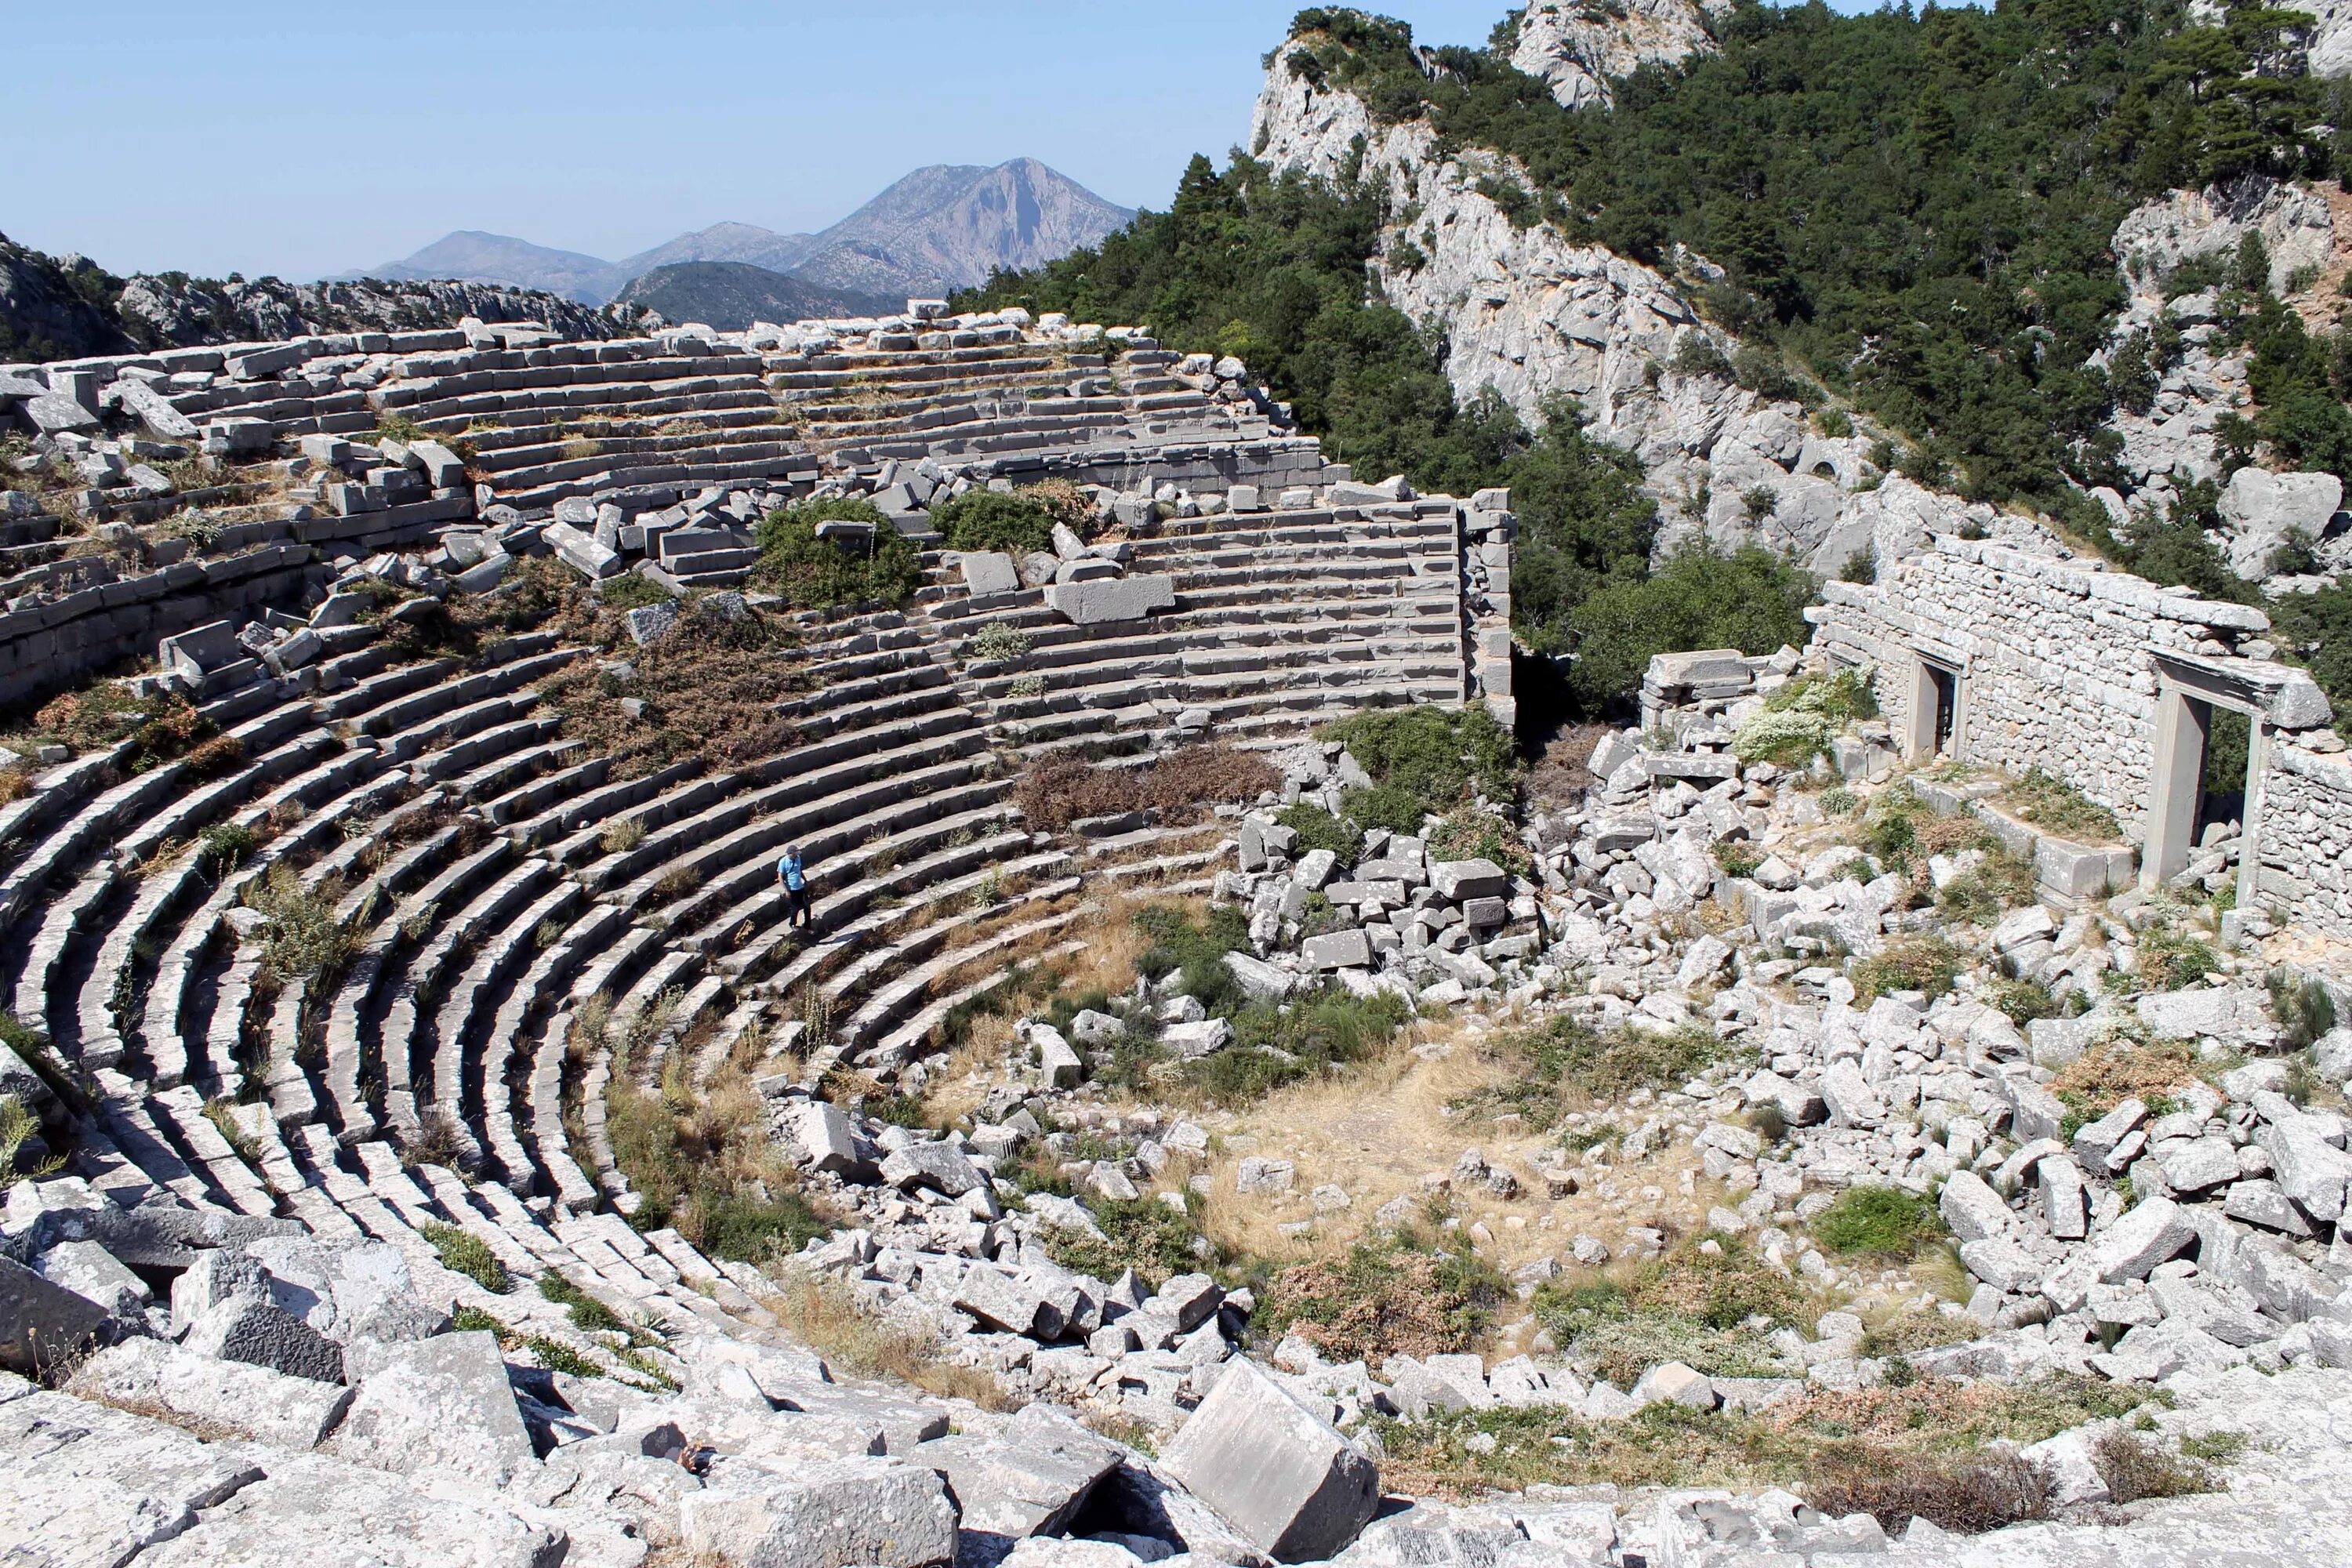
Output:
[1276, 801, 1364, 859]
[2049, 1039, 2199, 1141]
[1323, 703, 1520, 821]
[2000, 768, 2123, 844]
[1806, 1450, 2054, 1535]
[241, 863, 355, 992]
[2267, 969, 2336, 1050]
[762, 1271, 1015, 1410]
[1040, 1196, 1210, 1288]
[421, 1221, 511, 1294]
[1531, 1235, 1813, 1386]
[1457, 1018, 1732, 1130]
[542, 594, 807, 775]
[2134, 916, 2220, 991]
[1375, 1374, 2154, 1503]
[1850, 935, 1963, 1001]
[2092, 1428, 2216, 1502]
[1809, 1186, 1948, 1261]
[1011, 746, 1276, 833]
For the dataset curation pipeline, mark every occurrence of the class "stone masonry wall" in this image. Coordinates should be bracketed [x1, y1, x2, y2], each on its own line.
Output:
[1817, 537, 2272, 838]
[2259, 740, 2352, 941]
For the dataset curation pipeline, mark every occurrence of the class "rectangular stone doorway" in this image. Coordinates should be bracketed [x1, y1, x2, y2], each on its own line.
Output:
[1904, 653, 1962, 762]
[2144, 663, 2266, 907]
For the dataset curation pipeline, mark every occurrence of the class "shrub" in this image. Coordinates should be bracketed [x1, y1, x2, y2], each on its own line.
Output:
[1341, 782, 1427, 836]
[196, 822, 256, 877]
[421, 1221, 510, 1294]
[1817, 786, 1858, 817]
[538, 1272, 625, 1334]
[525, 1335, 603, 1379]
[0, 1097, 61, 1191]
[2092, 1428, 2213, 1502]
[595, 574, 673, 611]
[967, 622, 1031, 663]
[241, 863, 354, 989]
[1277, 801, 1364, 860]
[934, 489, 1058, 554]
[1806, 1451, 2055, 1536]
[1131, 903, 1250, 1016]
[1040, 1196, 1204, 1288]
[2052, 1038, 2197, 1140]
[753, 499, 922, 609]
[697, 1190, 830, 1262]
[1712, 839, 1763, 878]
[1138, 744, 1280, 818]
[1811, 1185, 1946, 1259]
[1990, 978, 2060, 1025]
[1322, 703, 1519, 819]
[1733, 670, 1877, 766]
[1564, 544, 1817, 716]
[1850, 936, 1962, 1000]
[2267, 970, 2336, 1051]
[2137, 921, 2220, 992]
[1260, 1232, 1506, 1363]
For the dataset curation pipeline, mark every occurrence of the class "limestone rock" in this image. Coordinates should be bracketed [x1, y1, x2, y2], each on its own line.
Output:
[1160, 1356, 1379, 1563]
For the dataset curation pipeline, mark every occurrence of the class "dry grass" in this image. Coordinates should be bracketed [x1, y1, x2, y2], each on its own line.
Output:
[2050, 1040, 2198, 1127]
[757, 1271, 1015, 1410]
[1011, 745, 1277, 833]
[538, 593, 808, 776]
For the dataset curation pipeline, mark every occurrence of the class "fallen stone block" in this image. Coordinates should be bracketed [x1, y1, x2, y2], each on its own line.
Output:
[1222, 950, 1296, 1002]
[2092, 1196, 2196, 1283]
[682, 1454, 957, 1568]
[1630, 1360, 1716, 1410]
[961, 551, 1021, 597]
[0, 1386, 269, 1565]
[329, 1330, 535, 1486]
[544, 520, 622, 580]
[1301, 930, 1371, 971]
[1428, 858, 1508, 901]
[880, 1141, 985, 1199]
[1161, 1018, 1232, 1058]
[1162, 1356, 1379, 1563]
[0, 1254, 115, 1376]
[33, 1240, 150, 1316]
[923, 1402, 1123, 1543]
[70, 1337, 352, 1449]
[1937, 1171, 2012, 1243]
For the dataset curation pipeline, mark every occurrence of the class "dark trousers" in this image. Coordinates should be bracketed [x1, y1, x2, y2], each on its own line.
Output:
[786, 884, 811, 927]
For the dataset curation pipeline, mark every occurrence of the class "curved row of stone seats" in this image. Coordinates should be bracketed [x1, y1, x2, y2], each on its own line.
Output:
[765, 341, 1269, 465]
[926, 503, 1468, 756]
[365, 338, 814, 512]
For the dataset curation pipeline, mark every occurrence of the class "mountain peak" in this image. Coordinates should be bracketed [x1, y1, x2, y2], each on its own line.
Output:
[348, 158, 1131, 307]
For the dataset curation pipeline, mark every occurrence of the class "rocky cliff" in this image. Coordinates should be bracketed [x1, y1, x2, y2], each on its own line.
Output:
[1507, 0, 1727, 110]
[1249, 37, 1998, 578]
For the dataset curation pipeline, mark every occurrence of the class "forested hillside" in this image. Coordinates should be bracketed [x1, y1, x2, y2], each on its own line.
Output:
[964, 0, 2352, 717]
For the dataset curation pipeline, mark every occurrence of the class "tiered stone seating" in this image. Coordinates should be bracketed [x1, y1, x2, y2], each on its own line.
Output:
[2, 310, 1506, 1347]
[924, 502, 1467, 757]
[371, 338, 818, 511]
[767, 343, 1270, 466]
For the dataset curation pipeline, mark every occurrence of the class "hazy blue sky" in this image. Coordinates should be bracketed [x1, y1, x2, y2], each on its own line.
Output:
[9, 1, 1904, 281]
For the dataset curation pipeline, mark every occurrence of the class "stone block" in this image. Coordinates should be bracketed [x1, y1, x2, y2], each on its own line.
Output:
[2257, 1118, 2352, 1224]
[1630, 1360, 1716, 1410]
[684, 1455, 957, 1568]
[1937, 1171, 2012, 1243]
[923, 1402, 1123, 1543]
[1301, 930, 1371, 971]
[71, 1337, 352, 1449]
[1161, 1018, 1233, 1058]
[329, 1330, 535, 1486]
[1161, 1357, 1379, 1563]
[2092, 1196, 2196, 1282]
[1044, 574, 1174, 625]
[961, 552, 1020, 597]
[1428, 858, 1507, 901]
[180, 1293, 344, 1385]
[33, 1240, 150, 1316]
[544, 520, 622, 580]
[1222, 951, 1296, 1003]
[0, 1254, 114, 1376]
[879, 1141, 985, 1199]
[2035, 837, 2132, 899]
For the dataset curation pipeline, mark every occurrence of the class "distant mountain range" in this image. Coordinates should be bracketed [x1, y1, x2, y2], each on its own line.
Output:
[353, 159, 1134, 311]
[611, 263, 896, 332]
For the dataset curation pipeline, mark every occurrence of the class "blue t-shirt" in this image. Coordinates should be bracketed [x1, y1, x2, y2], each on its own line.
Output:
[780, 853, 804, 891]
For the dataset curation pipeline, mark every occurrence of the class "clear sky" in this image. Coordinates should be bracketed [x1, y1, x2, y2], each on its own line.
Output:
[8, 0, 1908, 283]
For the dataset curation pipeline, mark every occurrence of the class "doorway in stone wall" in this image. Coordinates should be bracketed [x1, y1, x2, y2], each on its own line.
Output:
[1904, 652, 1963, 762]
[2145, 660, 2267, 903]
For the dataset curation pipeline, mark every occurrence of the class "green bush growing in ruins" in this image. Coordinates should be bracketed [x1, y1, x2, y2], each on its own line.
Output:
[1565, 545, 1817, 719]
[1461, 1018, 1729, 1131]
[1850, 935, 1963, 1001]
[1041, 1196, 1208, 1289]
[1811, 1185, 1947, 1260]
[1276, 802, 1363, 862]
[2000, 768, 2122, 845]
[1323, 703, 1519, 822]
[1732, 669, 1878, 767]
[934, 490, 1058, 555]
[753, 498, 922, 610]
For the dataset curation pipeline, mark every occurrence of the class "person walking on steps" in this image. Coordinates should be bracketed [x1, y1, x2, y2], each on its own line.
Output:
[779, 844, 811, 930]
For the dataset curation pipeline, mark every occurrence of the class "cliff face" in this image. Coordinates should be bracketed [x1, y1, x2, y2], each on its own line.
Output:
[1249, 44, 1990, 576]
[1507, 0, 1728, 111]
